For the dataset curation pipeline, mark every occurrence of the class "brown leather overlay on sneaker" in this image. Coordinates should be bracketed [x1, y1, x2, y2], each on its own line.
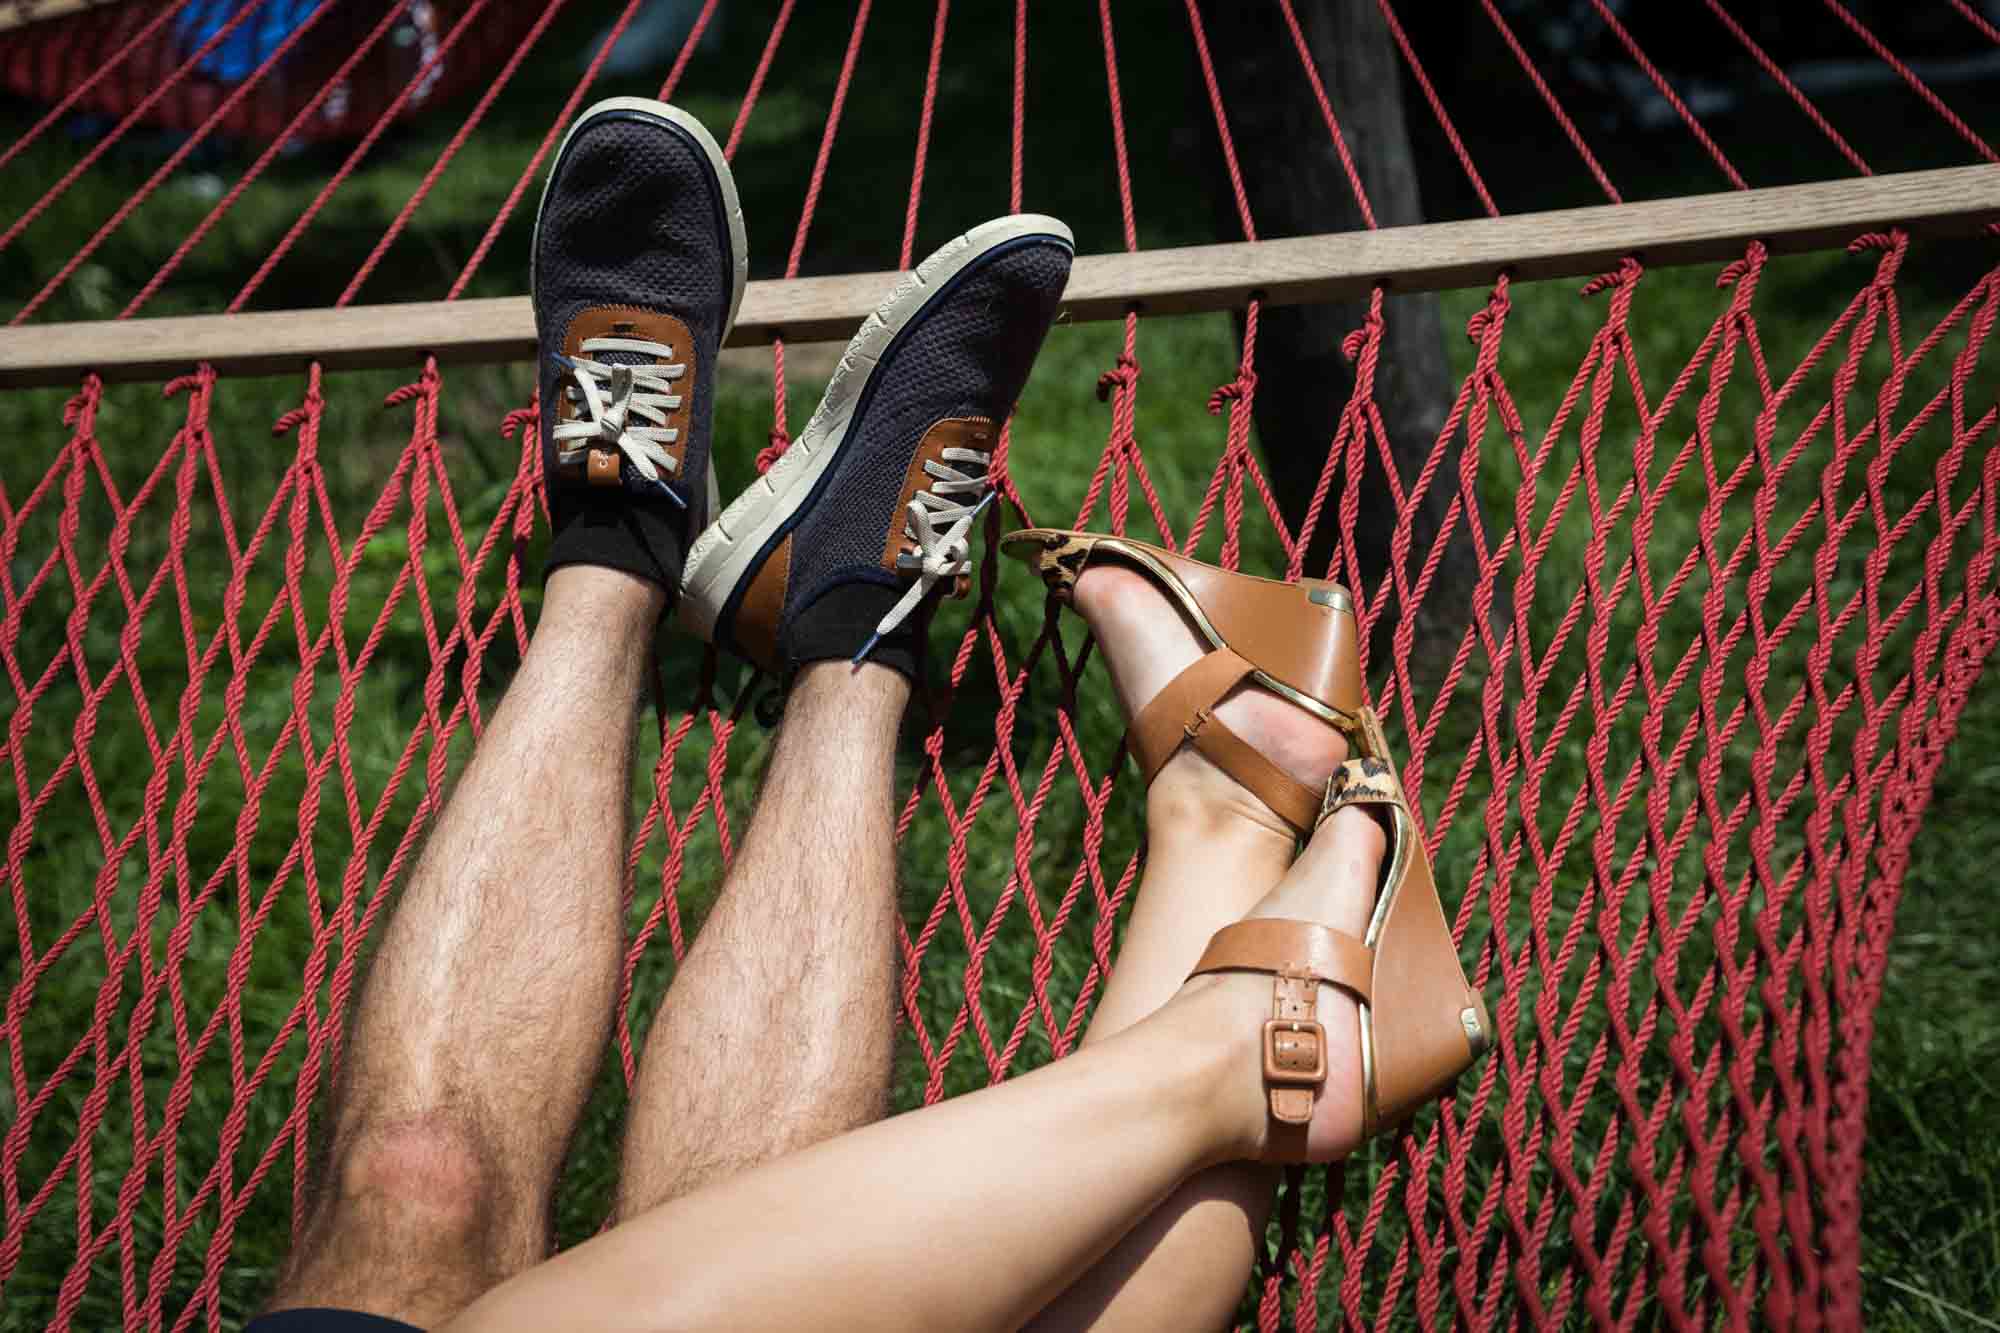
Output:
[556, 305, 697, 481]
[880, 416, 996, 596]
[733, 533, 792, 673]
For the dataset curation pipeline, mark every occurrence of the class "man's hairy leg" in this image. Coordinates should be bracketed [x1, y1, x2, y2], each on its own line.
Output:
[615, 660, 907, 1214]
[266, 566, 663, 1327]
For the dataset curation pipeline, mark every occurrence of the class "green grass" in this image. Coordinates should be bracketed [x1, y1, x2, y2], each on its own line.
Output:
[4, 5, 2000, 1328]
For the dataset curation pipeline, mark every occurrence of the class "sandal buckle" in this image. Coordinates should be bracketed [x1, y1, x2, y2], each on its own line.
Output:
[1262, 1018, 1327, 1085]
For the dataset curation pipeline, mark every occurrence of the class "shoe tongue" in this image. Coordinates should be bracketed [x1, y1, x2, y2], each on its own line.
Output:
[560, 346, 657, 423]
[553, 346, 658, 411]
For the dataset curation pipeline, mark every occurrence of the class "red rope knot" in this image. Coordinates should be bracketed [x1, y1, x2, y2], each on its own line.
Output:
[755, 428, 791, 474]
[1339, 307, 1384, 362]
[63, 384, 99, 427]
[1580, 257, 1642, 298]
[1848, 229, 1908, 289]
[1095, 354, 1140, 403]
[1464, 304, 1504, 345]
[272, 406, 310, 437]
[1206, 369, 1256, 415]
[382, 381, 428, 409]
[498, 404, 537, 441]
[160, 369, 209, 431]
[1465, 277, 1512, 346]
[1716, 242, 1767, 290]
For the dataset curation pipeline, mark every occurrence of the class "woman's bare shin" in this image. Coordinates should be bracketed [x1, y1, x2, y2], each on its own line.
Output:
[444, 990, 1251, 1333]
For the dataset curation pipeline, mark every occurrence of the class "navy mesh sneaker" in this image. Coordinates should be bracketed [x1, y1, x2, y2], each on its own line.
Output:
[680, 214, 1073, 679]
[533, 97, 747, 598]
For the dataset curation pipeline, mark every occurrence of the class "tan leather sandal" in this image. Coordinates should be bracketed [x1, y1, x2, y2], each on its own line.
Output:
[1001, 528, 1490, 1144]
[1001, 528, 1364, 838]
[1190, 753, 1492, 1149]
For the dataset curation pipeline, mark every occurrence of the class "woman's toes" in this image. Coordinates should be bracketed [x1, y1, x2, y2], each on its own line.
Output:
[1072, 561, 1350, 812]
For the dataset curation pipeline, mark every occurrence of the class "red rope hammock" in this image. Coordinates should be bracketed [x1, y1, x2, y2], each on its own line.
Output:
[3, 4, 1998, 1328]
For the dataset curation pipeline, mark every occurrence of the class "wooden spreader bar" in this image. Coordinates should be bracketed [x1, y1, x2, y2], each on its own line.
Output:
[2, 165, 1995, 389]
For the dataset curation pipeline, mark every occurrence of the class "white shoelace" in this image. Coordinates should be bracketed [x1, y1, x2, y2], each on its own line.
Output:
[551, 335, 686, 503]
[853, 444, 996, 664]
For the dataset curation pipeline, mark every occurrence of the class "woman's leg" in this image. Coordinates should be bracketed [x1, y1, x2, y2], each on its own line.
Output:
[441, 806, 1385, 1333]
[1028, 564, 1356, 1331]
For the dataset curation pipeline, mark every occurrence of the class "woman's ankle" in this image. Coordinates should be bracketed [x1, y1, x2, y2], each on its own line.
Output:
[1146, 749, 1300, 850]
[1144, 978, 1278, 1168]
[1140, 801, 1390, 1168]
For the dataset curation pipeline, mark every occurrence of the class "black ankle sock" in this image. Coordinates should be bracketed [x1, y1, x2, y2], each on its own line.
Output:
[783, 581, 931, 682]
[544, 492, 685, 608]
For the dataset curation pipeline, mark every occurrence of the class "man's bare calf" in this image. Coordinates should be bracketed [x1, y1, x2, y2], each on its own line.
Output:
[268, 567, 665, 1325]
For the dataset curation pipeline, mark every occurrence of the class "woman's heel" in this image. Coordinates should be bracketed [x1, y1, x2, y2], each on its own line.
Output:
[1321, 749, 1489, 1136]
[1187, 756, 1490, 1157]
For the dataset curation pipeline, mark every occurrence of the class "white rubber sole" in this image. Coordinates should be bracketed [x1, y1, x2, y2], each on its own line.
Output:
[531, 96, 748, 521]
[679, 213, 1075, 645]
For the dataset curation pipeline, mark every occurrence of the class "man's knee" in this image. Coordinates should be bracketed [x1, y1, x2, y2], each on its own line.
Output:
[348, 1115, 505, 1226]
[272, 1114, 537, 1325]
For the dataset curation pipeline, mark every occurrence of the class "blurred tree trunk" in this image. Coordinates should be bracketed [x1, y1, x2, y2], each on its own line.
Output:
[1196, 0, 1491, 677]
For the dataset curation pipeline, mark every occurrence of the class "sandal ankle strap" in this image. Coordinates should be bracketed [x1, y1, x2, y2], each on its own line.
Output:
[1128, 648, 1324, 835]
[1189, 918, 1371, 1126]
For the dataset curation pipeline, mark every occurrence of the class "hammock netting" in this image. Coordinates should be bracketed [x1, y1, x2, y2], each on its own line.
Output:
[4, 1, 1999, 1328]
